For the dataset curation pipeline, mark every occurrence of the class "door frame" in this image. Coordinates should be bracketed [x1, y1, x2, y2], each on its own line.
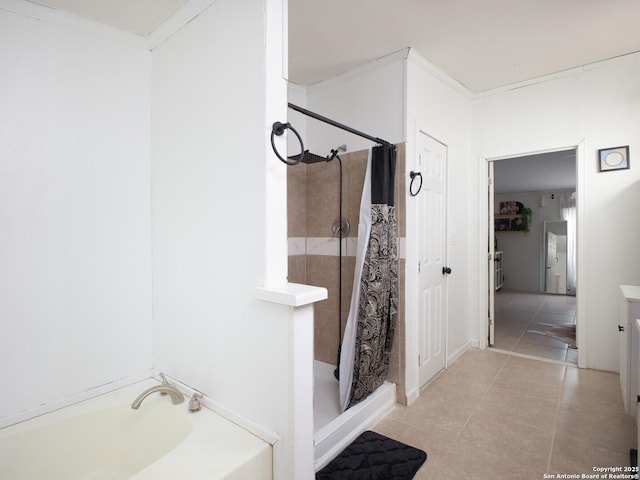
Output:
[479, 141, 586, 368]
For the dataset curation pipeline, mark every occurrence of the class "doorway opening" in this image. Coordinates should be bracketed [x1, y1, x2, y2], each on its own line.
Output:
[488, 149, 577, 365]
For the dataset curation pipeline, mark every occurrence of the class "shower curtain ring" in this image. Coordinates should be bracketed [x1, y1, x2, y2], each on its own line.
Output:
[409, 171, 423, 196]
[271, 121, 305, 165]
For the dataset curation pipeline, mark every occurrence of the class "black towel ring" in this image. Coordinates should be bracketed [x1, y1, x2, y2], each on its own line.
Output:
[409, 171, 423, 196]
[271, 121, 304, 166]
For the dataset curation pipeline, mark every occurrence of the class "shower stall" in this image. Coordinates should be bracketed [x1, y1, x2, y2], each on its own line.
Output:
[286, 142, 407, 470]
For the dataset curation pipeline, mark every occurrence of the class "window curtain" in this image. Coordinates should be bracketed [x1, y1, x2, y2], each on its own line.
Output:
[339, 144, 398, 411]
[561, 193, 577, 296]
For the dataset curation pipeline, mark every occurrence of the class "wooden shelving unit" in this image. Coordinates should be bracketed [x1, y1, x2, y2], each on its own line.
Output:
[495, 215, 526, 232]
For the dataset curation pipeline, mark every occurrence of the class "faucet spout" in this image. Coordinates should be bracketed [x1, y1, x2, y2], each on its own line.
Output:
[131, 373, 185, 410]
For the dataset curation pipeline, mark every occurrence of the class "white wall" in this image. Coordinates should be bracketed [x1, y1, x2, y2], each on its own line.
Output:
[495, 192, 540, 292]
[404, 50, 474, 398]
[0, 9, 152, 421]
[151, 0, 295, 475]
[303, 50, 406, 155]
[286, 84, 308, 161]
[473, 54, 640, 371]
[495, 191, 571, 292]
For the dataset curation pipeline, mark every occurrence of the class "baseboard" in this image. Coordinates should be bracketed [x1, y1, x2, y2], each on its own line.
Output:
[447, 340, 473, 367]
[405, 387, 419, 406]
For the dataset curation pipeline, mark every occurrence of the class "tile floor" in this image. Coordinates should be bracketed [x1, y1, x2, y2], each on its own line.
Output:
[493, 290, 577, 365]
[373, 348, 636, 480]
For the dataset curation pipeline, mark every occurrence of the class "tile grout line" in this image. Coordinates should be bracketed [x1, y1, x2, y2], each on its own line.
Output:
[449, 353, 511, 445]
[545, 363, 567, 474]
[485, 350, 567, 475]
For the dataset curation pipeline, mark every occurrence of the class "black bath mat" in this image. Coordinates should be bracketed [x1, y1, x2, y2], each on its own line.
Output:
[316, 430, 427, 480]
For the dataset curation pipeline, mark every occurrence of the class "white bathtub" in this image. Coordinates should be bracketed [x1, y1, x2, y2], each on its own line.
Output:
[0, 379, 272, 480]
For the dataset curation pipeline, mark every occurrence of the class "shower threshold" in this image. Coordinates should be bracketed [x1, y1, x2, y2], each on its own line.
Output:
[313, 360, 396, 471]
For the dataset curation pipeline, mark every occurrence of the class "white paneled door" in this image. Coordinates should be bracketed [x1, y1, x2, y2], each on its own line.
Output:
[417, 131, 448, 387]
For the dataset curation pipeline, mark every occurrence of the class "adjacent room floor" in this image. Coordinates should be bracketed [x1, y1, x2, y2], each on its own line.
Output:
[373, 348, 636, 479]
[492, 289, 577, 365]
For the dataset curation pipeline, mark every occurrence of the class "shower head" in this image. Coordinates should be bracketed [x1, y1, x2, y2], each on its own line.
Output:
[288, 145, 348, 164]
[288, 150, 329, 164]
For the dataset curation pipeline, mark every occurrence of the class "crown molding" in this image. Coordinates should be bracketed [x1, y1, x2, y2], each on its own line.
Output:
[147, 0, 217, 51]
[305, 47, 409, 95]
[406, 48, 474, 99]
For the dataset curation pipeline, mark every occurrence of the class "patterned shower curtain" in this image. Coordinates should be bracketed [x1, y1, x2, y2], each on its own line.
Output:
[339, 144, 398, 411]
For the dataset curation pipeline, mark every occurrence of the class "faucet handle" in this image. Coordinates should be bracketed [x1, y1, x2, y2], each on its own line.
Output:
[189, 393, 203, 412]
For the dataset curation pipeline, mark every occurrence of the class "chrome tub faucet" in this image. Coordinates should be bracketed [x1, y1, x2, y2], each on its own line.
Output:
[131, 373, 185, 409]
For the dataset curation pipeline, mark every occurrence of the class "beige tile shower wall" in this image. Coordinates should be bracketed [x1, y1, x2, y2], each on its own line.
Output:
[287, 145, 407, 398]
[287, 162, 308, 239]
[287, 162, 306, 285]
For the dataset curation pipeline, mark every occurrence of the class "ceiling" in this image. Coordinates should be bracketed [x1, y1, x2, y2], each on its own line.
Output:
[24, 0, 640, 92]
[289, 0, 640, 91]
[25, 0, 191, 36]
[18, 0, 620, 192]
[493, 150, 576, 194]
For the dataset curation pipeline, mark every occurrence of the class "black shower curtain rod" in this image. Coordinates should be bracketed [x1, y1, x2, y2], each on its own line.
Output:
[287, 103, 393, 147]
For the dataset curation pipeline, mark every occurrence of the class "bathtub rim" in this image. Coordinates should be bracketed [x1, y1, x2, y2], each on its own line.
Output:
[0, 371, 153, 430]
[0, 370, 280, 450]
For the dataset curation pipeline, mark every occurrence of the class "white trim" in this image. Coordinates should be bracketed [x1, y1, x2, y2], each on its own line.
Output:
[477, 154, 490, 350]
[405, 386, 419, 406]
[155, 372, 280, 446]
[255, 283, 327, 307]
[447, 339, 473, 366]
[287, 82, 308, 97]
[472, 51, 640, 99]
[0, 0, 148, 49]
[479, 141, 586, 367]
[575, 139, 587, 369]
[314, 382, 395, 471]
[403, 120, 419, 405]
[305, 48, 408, 94]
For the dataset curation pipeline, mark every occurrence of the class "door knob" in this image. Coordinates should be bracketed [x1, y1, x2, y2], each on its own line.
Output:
[619, 325, 625, 332]
[442, 266, 452, 275]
